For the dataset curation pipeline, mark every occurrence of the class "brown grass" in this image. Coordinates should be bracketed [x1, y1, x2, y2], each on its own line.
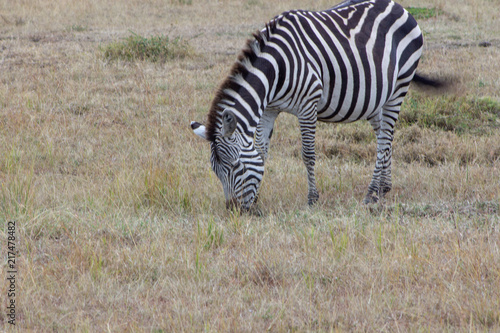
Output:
[0, 0, 499, 331]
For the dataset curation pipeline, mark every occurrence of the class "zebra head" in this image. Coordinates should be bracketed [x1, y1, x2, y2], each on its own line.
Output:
[191, 110, 264, 211]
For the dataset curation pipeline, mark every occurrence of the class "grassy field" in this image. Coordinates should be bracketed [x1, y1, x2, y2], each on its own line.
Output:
[1, 0, 499, 331]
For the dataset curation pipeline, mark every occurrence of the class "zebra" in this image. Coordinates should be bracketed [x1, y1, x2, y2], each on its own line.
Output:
[191, 0, 441, 210]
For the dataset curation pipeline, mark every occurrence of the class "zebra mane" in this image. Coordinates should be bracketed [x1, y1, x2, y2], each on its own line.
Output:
[205, 21, 278, 142]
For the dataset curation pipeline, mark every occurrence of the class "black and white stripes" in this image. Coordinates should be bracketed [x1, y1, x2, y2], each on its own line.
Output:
[191, 0, 439, 209]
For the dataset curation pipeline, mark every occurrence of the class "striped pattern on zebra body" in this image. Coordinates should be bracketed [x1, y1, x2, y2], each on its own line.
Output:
[191, 0, 439, 210]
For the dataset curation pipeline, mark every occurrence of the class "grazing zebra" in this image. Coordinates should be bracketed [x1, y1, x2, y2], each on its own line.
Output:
[191, 0, 440, 210]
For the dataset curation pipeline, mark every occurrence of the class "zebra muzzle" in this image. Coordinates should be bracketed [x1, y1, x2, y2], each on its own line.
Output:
[226, 198, 241, 211]
[226, 197, 254, 213]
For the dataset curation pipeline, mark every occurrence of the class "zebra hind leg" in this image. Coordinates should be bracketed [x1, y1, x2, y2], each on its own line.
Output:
[364, 112, 395, 204]
[298, 113, 319, 206]
[364, 77, 409, 204]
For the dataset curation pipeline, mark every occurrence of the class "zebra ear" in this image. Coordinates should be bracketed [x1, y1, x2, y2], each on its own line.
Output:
[190, 121, 208, 141]
[222, 110, 237, 137]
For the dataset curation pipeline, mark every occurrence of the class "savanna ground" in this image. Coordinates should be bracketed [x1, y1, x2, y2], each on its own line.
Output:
[0, 0, 499, 331]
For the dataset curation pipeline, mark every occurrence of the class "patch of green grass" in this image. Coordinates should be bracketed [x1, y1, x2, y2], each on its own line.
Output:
[101, 31, 192, 62]
[399, 95, 500, 134]
[406, 7, 443, 20]
[66, 24, 87, 32]
[171, 0, 192, 4]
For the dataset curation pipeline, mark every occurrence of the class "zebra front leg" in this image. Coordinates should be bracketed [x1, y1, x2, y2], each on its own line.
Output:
[298, 115, 319, 206]
[251, 111, 279, 206]
[255, 111, 279, 163]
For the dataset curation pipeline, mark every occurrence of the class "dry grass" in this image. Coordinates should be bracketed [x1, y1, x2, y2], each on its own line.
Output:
[0, 0, 499, 331]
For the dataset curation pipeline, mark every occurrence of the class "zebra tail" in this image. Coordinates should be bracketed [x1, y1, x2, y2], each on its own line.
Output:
[412, 73, 447, 89]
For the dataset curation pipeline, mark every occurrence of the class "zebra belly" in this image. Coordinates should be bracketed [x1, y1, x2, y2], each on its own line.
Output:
[316, 92, 382, 123]
[317, 105, 375, 123]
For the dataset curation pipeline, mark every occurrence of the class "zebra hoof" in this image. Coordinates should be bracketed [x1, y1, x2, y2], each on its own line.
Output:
[380, 186, 392, 197]
[248, 206, 264, 217]
[308, 192, 319, 206]
[363, 194, 379, 204]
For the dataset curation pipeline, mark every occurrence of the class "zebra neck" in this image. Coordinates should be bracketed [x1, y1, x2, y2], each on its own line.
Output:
[217, 55, 277, 139]
[206, 39, 280, 143]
